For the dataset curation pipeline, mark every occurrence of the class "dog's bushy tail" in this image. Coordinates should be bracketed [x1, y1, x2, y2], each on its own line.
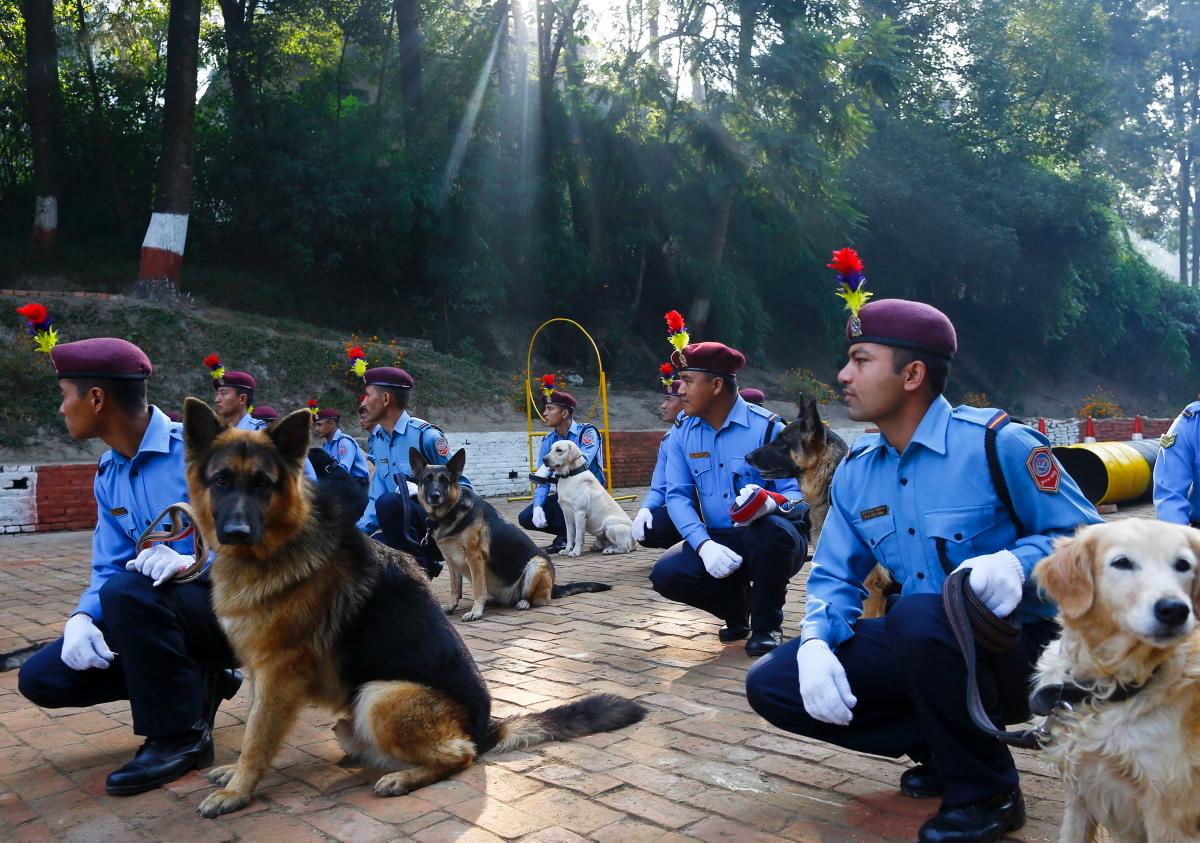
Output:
[484, 693, 644, 754]
[551, 581, 611, 598]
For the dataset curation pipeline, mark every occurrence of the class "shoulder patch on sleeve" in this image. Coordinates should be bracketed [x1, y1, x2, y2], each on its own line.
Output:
[435, 436, 450, 457]
[1026, 446, 1061, 493]
[581, 429, 596, 447]
[338, 445, 347, 457]
[1161, 432, 1178, 448]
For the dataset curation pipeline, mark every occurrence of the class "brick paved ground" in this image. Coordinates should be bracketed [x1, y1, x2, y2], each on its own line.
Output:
[2, 489, 1152, 841]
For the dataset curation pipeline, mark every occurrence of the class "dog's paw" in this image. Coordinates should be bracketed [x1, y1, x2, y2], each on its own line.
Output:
[566, 549, 581, 558]
[516, 599, 531, 610]
[602, 548, 619, 555]
[557, 548, 570, 555]
[373, 772, 411, 797]
[462, 609, 483, 622]
[443, 603, 458, 615]
[205, 764, 237, 786]
[197, 788, 252, 818]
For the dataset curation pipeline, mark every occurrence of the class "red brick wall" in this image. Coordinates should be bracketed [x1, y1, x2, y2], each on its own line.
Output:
[35, 464, 98, 532]
[1087, 417, 1171, 441]
[608, 431, 664, 487]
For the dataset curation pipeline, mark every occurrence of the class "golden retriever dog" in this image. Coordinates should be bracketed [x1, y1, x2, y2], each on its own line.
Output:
[543, 440, 636, 558]
[1033, 518, 1200, 842]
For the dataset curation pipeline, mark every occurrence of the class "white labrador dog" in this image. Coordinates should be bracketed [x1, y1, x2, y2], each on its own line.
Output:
[1033, 518, 1200, 843]
[543, 440, 636, 557]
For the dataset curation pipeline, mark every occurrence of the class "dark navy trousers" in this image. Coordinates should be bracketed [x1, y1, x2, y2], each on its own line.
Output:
[745, 593, 1056, 807]
[649, 515, 807, 633]
[18, 573, 237, 738]
[518, 496, 566, 542]
[636, 505, 682, 550]
[376, 491, 443, 577]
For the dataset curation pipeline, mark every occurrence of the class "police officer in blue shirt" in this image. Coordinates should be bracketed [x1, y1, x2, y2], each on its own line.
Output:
[745, 296, 1101, 842]
[212, 369, 261, 431]
[18, 338, 240, 797]
[518, 389, 606, 553]
[314, 406, 370, 479]
[357, 366, 469, 578]
[631, 373, 684, 549]
[1152, 400, 1200, 525]
[649, 341, 810, 657]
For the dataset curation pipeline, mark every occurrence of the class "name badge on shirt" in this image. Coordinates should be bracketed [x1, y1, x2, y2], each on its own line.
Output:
[689, 452, 710, 459]
[109, 507, 128, 517]
[860, 505, 889, 520]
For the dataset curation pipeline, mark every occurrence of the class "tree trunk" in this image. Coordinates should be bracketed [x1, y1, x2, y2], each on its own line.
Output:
[1170, 0, 1189, 284]
[335, 29, 349, 150]
[737, 0, 755, 93]
[74, 0, 131, 239]
[217, 0, 256, 139]
[22, 0, 61, 251]
[136, 0, 202, 296]
[395, 0, 422, 115]
[648, 0, 660, 64]
[689, 185, 734, 336]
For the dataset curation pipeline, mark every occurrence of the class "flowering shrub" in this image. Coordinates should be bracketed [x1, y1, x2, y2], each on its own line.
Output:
[781, 368, 838, 407]
[1077, 388, 1121, 419]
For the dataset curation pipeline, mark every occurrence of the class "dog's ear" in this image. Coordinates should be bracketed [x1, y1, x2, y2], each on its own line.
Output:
[447, 448, 467, 478]
[804, 399, 825, 447]
[410, 447, 428, 477]
[183, 397, 224, 458]
[1186, 526, 1200, 617]
[268, 409, 313, 466]
[1034, 531, 1096, 620]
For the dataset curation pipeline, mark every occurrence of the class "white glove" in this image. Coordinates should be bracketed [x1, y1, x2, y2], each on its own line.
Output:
[406, 480, 419, 497]
[61, 613, 115, 671]
[631, 508, 653, 542]
[533, 464, 553, 479]
[734, 484, 778, 525]
[954, 549, 1025, 617]
[698, 541, 743, 579]
[126, 544, 196, 587]
[532, 506, 548, 529]
[797, 639, 856, 726]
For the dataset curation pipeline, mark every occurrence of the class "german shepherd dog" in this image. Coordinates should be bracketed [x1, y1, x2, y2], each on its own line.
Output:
[182, 399, 645, 818]
[746, 397, 897, 618]
[411, 447, 611, 622]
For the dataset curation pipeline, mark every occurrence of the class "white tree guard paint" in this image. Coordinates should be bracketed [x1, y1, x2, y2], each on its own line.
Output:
[141, 212, 189, 254]
[33, 196, 57, 230]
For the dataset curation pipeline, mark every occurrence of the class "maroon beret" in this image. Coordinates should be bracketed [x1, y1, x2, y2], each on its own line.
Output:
[364, 367, 414, 389]
[848, 299, 957, 359]
[670, 342, 746, 378]
[664, 379, 682, 396]
[51, 338, 153, 380]
[739, 388, 766, 405]
[316, 407, 341, 420]
[545, 390, 577, 410]
[250, 405, 278, 421]
[164, 409, 182, 423]
[216, 370, 256, 390]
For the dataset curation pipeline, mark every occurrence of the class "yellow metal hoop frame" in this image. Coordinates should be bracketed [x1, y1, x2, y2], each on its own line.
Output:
[522, 318, 614, 495]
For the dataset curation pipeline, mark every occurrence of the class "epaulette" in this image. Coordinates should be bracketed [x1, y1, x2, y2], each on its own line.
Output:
[846, 432, 881, 458]
[673, 410, 685, 428]
[745, 402, 774, 421]
[97, 451, 113, 477]
[950, 405, 1010, 428]
[1181, 400, 1200, 418]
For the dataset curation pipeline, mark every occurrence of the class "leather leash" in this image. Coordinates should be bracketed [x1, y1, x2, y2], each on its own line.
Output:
[136, 502, 208, 584]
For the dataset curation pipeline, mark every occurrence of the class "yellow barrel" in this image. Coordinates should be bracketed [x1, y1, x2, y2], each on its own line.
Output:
[1051, 441, 1158, 505]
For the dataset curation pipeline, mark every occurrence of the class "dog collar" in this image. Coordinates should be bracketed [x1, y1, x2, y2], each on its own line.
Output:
[1029, 669, 1159, 718]
[557, 464, 590, 479]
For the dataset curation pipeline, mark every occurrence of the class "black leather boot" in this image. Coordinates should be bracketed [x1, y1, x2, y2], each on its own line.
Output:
[917, 789, 1025, 842]
[105, 728, 214, 796]
[745, 630, 783, 656]
[900, 762, 942, 799]
[204, 668, 243, 729]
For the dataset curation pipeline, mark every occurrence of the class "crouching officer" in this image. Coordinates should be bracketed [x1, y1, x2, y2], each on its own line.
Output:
[18, 338, 240, 795]
[1152, 399, 1200, 525]
[648, 342, 810, 657]
[356, 366, 469, 578]
[632, 370, 684, 549]
[745, 275, 1101, 841]
[518, 388, 605, 553]
[314, 405, 370, 480]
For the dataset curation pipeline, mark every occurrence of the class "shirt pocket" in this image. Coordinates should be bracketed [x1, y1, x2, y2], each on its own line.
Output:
[923, 505, 998, 572]
[854, 512, 898, 561]
[687, 456, 716, 496]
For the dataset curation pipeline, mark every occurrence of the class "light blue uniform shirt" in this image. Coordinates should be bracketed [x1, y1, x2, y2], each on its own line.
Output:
[664, 397, 803, 549]
[323, 428, 370, 479]
[1153, 401, 1200, 525]
[358, 412, 470, 533]
[643, 414, 685, 511]
[802, 396, 1103, 649]
[533, 420, 606, 507]
[79, 407, 192, 620]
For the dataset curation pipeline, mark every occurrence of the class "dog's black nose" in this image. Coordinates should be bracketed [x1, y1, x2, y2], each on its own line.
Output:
[427, 492, 442, 505]
[1154, 598, 1191, 627]
[219, 521, 253, 544]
